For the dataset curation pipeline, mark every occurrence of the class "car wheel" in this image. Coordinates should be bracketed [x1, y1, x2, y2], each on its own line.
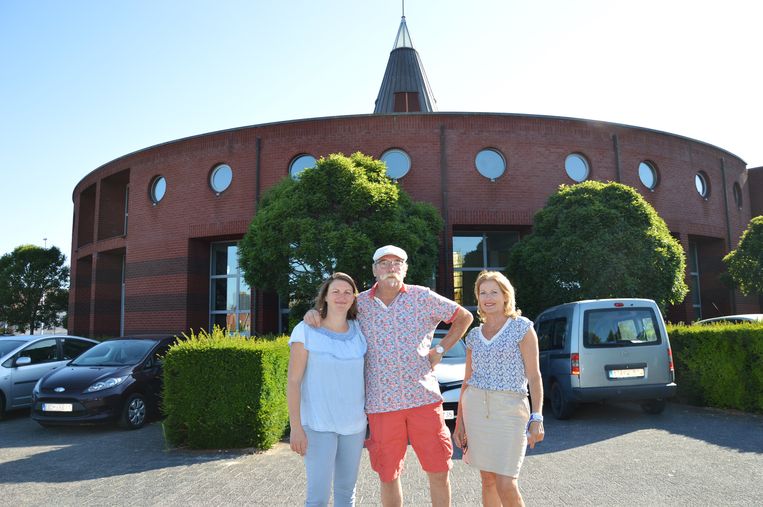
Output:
[551, 382, 575, 420]
[0, 394, 5, 420]
[640, 398, 666, 415]
[119, 393, 147, 430]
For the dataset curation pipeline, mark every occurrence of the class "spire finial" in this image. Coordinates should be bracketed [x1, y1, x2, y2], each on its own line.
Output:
[402, 0, 405, 17]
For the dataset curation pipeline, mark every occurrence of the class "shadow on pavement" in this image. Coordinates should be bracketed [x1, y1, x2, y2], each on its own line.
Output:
[0, 410, 253, 484]
[522, 401, 763, 456]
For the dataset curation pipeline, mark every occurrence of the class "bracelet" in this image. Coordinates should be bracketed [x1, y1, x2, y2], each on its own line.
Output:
[526, 412, 543, 430]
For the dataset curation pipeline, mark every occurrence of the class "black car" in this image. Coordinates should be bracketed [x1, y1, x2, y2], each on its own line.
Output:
[31, 336, 176, 429]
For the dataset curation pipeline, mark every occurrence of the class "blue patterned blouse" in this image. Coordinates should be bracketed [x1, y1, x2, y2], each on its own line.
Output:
[465, 316, 533, 394]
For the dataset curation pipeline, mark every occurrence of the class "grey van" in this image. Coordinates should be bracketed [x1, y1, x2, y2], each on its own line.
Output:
[535, 298, 676, 419]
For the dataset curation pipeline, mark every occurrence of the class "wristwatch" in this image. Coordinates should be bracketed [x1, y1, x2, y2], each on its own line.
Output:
[434, 345, 445, 355]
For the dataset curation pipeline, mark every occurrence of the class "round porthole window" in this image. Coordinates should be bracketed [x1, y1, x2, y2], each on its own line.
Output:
[149, 176, 166, 204]
[565, 153, 590, 182]
[638, 161, 659, 190]
[210, 164, 233, 194]
[381, 149, 411, 180]
[475, 148, 506, 181]
[695, 171, 710, 199]
[733, 182, 742, 209]
[289, 154, 317, 179]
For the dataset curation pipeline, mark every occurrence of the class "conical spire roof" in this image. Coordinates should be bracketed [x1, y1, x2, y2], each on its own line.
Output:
[373, 16, 436, 114]
[393, 15, 414, 48]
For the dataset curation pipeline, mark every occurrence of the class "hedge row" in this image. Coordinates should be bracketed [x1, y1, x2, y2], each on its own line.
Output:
[162, 328, 290, 450]
[667, 322, 763, 413]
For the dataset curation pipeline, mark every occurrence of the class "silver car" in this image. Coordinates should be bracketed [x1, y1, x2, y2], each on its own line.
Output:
[1, 334, 98, 418]
[696, 314, 763, 325]
[536, 298, 677, 419]
[432, 334, 467, 422]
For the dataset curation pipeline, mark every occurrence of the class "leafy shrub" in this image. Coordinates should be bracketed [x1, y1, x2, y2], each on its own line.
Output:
[163, 328, 289, 449]
[239, 151, 443, 323]
[508, 181, 687, 318]
[668, 322, 763, 412]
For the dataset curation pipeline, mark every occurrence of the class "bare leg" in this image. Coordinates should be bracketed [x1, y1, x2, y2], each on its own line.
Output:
[381, 477, 403, 507]
[479, 470, 501, 507]
[495, 474, 524, 507]
[427, 470, 451, 507]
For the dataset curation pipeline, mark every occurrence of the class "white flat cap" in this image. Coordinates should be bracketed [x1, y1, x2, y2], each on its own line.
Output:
[372, 245, 408, 262]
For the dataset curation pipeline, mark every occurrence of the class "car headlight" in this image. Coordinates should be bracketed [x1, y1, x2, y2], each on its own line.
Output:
[85, 376, 127, 393]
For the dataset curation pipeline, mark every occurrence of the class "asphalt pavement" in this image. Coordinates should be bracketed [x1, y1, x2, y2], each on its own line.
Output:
[1, 401, 761, 506]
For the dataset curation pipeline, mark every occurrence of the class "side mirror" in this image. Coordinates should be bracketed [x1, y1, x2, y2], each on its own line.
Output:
[15, 356, 32, 367]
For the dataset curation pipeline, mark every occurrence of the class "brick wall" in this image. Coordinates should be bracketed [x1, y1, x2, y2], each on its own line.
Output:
[68, 113, 758, 335]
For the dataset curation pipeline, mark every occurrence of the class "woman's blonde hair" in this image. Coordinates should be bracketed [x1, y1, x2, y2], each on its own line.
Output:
[474, 270, 521, 322]
[314, 272, 359, 319]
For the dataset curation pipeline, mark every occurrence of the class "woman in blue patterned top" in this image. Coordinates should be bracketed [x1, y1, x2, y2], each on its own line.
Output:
[454, 271, 544, 507]
[287, 272, 367, 507]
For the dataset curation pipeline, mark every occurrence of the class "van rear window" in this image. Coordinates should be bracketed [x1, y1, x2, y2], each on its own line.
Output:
[583, 308, 662, 347]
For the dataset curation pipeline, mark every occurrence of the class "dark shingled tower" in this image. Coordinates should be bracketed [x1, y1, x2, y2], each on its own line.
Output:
[373, 15, 436, 113]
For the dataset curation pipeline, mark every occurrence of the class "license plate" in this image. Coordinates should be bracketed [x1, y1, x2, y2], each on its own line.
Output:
[42, 403, 73, 412]
[608, 368, 645, 379]
[443, 410, 455, 420]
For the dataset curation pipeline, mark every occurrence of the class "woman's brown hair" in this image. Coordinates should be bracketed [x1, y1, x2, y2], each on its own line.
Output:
[314, 272, 359, 319]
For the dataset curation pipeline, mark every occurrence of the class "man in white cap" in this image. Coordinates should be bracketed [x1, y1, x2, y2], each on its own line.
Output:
[306, 245, 473, 507]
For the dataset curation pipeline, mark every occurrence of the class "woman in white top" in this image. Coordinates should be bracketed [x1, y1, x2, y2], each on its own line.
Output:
[287, 272, 367, 507]
[454, 271, 544, 507]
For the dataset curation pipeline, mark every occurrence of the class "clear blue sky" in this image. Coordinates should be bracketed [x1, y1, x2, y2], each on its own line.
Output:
[1, 0, 760, 261]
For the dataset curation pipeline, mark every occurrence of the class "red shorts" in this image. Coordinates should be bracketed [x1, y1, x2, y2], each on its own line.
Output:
[365, 402, 453, 482]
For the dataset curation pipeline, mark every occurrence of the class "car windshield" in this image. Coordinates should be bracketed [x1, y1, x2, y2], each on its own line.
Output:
[71, 340, 155, 366]
[0, 340, 25, 356]
[432, 337, 467, 358]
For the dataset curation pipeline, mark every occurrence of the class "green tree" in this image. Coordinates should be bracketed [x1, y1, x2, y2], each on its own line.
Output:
[0, 245, 70, 334]
[239, 152, 443, 322]
[724, 215, 763, 296]
[507, 181, 688, 318]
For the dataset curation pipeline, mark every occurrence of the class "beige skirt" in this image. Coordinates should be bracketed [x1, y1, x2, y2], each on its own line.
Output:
[462, 386, 530, 477]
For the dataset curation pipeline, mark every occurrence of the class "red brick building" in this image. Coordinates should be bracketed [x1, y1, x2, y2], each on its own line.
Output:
[69, 18, 761, 337]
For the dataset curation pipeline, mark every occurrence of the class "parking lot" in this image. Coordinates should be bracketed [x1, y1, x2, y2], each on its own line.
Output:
[1, 401, 761, 506]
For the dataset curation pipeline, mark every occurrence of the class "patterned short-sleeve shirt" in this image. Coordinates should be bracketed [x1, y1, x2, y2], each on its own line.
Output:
[466, 316, 533, 394]
[357, 284, 460, 414]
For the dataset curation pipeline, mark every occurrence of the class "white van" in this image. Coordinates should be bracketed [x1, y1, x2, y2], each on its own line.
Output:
[534, 298, 676, 419]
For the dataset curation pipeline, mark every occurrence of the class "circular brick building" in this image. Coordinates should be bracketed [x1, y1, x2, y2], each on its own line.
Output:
[69, 18, 761, 337]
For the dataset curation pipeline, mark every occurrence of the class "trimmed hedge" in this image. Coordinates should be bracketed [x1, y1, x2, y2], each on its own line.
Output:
[668, 322, 763, 413]
[163, 328, 290, 449]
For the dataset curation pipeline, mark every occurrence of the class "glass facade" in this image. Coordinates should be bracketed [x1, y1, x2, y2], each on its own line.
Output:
[210, 242, 251, 335]
[452, 231, 520, 309]
[688, 240, 701, 320]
